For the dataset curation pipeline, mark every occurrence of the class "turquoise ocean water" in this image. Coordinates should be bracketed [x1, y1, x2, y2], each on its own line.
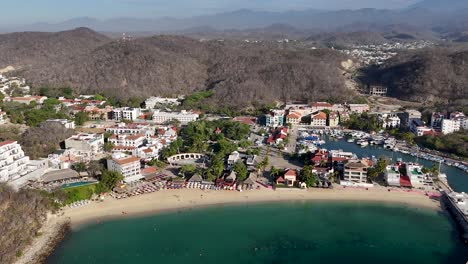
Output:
[47, 202, 468, 264]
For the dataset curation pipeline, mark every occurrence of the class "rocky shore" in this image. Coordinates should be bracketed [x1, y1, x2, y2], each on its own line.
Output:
[14, 214, 70, 264]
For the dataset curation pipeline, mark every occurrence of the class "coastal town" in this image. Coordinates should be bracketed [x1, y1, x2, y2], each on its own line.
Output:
[1, 73, 467, 263]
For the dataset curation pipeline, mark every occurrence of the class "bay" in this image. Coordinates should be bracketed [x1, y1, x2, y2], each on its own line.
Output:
[322, 137, 468, 192]
[47, 202, 468, 264]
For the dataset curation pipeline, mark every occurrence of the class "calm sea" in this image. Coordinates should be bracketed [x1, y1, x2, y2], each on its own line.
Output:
[47, 202, 468, 264]
[322, 137, 468, 192]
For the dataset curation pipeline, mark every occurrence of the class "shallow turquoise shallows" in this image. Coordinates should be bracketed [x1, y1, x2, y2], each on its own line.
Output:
[47, 202, 468, 264]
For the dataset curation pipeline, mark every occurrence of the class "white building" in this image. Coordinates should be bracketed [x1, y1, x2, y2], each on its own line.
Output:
[109, 134, 146, 147]
[379, 113, 400, 129]
[441, 119, 461, 135]
[264, 110, 285, 127]
[111, 107, 141, 121]
[385, 165, 400, 187]
[461, 117, 468, 130]
[65, 133, 104, 156]
[145, 97, 181, 109]
[348, 104, 370, 113]
[0, 140, 30, 182]
[45, 119, 75, 129]
[311, 111, 327, 127]
[107, 153, 142, 182]
[106, 123, 156, 138]
[343, 159, 371, 184]
[405, 163, 428, 188]
[152, 110, 199, 124]
[0, 108, 6, 125]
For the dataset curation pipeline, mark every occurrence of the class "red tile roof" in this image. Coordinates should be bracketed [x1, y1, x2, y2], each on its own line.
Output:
[287, 112, 301, 119]
[284, 170, 297, 176]
[0, 140, 16, 147]
[311, 102, 332, 108]
[313, 112, 327, 120]
[233, 116, 257, 125]
[114, 156, 140, 165]
[141, 166, 157, 175]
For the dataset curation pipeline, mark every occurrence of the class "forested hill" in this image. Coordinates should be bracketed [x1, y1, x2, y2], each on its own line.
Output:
[0, 28, 353, 109]
[360, 48, 468, 104]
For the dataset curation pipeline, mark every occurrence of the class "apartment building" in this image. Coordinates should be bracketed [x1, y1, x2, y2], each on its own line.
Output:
[145, 97, 180, 109]
[107, 153, 142, 182]
[111, 107, 141, 121]
[441, 119, 461, 135]
[343, 159, 371, 184]
[106, 122, 156, 138]
[0, 140, 30, 182]
[65, 133, 104, 156]
[311, 111, 327, 127]
[152, 110, 199, 124]
[109, 134, 146, 147]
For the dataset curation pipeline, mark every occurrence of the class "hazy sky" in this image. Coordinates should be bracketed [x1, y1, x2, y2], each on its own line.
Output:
[2, 0, 420, 24]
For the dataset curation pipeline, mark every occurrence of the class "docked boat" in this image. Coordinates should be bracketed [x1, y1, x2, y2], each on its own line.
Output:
[347, 138, 354, 143]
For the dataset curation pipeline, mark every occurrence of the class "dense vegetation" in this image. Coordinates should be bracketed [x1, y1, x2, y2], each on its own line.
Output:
[342, 113, 381, 132]
[0, 184, 60, 263]
[360, 48, 468, 106]
[0, 29, 352, 111]
[0, 99, 69, 127]
[19, 122, 75, 159]
[415, 131, 468, 159]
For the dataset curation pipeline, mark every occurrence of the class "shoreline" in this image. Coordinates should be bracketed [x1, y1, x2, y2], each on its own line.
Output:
[63, 187, 442, 228]
[18, 187, 442, 263]
[14, 214, 70, 264]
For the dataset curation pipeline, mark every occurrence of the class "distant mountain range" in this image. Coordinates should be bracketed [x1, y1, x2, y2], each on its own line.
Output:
[0, 0, 467, 35]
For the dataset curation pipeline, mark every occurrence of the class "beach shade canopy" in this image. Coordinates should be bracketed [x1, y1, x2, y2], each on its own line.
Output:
[40, 169, 80, 183]
[226, 171, 237, 182]
[188, 174, 203, 183]
[243, 177, 256, 185]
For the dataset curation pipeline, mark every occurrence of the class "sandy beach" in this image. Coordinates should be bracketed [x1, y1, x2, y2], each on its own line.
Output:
[63, 186, 441, 228]
[14, 186, 441, 263]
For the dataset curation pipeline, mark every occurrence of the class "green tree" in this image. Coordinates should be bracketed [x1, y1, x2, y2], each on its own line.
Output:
[95, 170, 124, 193]
[270, 166, 283, 180]
[179, 164, 196, 178]
[208, 154, 225, 179]
[72, 162, 87, 174]
[94, 94, 105, 101]
[146, 159, 167, 168]
[300, 165, 318, 187]
[43, 98, 61, 108]
[74, 112, 90, 126]
[39, 87, 51, 97]
[233, 161, 248, 181]
[103, 142, 114, 152]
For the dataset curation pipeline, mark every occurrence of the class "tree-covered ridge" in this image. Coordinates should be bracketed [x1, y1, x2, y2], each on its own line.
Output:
[0, 30, 352, 111]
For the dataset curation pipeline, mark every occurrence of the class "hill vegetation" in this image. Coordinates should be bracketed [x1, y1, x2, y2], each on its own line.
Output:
[0, 184, 60, 263]
[359, 48, 468, 105]
[0, 28, 353, 111]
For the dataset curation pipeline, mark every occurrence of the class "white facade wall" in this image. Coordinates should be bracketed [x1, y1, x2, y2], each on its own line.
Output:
[111, 108, 141, 121]
[152, 110, 199, 124]
[107, 155, 142, 182]
[0, 141, 30, 182]
[65, 134, 104, 156]
[109, 135, 146, 147]
[441, 119, 461, 135]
